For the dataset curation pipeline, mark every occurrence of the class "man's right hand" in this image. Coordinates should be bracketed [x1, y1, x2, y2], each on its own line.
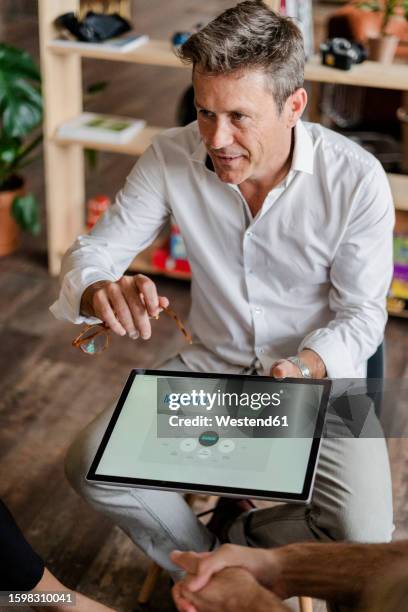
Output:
[80, 274, 169, 340]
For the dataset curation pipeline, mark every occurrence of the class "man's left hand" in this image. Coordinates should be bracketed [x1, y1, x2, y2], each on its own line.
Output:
[270, 349, 326, 379]
[270, 359, 304, 379]
[172, 567, 288, 612]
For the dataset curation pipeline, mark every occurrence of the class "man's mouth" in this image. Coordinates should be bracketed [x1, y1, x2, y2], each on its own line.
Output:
[213, 153, 244, 163]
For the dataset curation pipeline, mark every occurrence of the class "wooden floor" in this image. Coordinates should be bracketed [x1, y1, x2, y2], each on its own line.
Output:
[0, 2, 408, 611]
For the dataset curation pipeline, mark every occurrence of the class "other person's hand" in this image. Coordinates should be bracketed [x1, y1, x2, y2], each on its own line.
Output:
[172, 566, 287, 612]
[170, 544, 285, 596]
[80, 275, 169, 339]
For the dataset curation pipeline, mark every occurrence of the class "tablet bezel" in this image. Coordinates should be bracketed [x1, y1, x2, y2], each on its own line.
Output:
[86, 369, 331, 503]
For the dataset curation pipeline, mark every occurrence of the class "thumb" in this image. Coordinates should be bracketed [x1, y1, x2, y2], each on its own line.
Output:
[270, 359, 292, 379]
[171, 550, 201, 574]
[159, 295, 170, 309]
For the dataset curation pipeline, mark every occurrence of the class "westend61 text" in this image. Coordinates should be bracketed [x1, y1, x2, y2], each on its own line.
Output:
[168, 415, 289, 427]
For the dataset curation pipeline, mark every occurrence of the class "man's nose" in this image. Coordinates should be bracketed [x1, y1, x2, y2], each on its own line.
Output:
[207, 119, 234, 150]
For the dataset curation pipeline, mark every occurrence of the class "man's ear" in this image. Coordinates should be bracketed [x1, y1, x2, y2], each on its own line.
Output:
[286, 87, 307, 128]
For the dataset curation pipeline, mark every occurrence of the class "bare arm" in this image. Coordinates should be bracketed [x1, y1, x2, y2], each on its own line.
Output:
[278, 541, 408, 605]
[172, 541, 408, 607]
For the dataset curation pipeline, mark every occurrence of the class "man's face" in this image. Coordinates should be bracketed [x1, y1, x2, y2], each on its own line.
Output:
[193, 68, 293, 185]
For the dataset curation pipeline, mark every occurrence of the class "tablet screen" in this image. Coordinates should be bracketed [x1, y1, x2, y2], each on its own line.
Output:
[87, 370, 330, 502]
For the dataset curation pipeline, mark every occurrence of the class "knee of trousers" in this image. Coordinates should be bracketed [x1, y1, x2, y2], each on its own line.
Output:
[334, 502, 393, 543]
[65, 433, 93, 498]
[314, 479, 394, 543]
[64, 429, 113, 509]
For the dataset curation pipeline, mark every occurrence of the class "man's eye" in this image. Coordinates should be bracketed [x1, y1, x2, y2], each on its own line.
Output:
[199, 110, 214, 119]
[231, 112, 245, 122]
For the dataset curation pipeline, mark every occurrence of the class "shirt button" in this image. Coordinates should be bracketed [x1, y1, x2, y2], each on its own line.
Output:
[246, 231, 253, 238]
[254, 307, 263, 314]
[259, 348, 265, 354]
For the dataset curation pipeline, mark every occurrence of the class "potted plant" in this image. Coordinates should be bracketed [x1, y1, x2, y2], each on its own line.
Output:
[0, 43, 42, 256]
[358, 1, 408, 63]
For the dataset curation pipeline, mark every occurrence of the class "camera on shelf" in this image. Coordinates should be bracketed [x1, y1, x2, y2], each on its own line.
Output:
[320, 38, 367, 71]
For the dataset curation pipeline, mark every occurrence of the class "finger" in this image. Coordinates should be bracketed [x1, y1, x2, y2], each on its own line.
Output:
[271, 360, 299, 379]
[184, 556, 227, 593]
[172, 583, 197, 612]
[159, 295, 170, 310]
[92, 289, 126, 336]
[134, 275, 161, 317]
[121, 286, 152, 340]
[170, 550, 200, 573]
[179, 586, 201, 610]
[105, 283, 140, 337]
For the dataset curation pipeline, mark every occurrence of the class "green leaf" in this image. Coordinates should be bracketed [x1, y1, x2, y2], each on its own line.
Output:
[11, 192, 40, 234]
[86, 80, 108, 94]
[84, 148, 99, 171]
[1, 79, 42, 138]
[0, 137, 20, 165]
[0, 43, 40, 83]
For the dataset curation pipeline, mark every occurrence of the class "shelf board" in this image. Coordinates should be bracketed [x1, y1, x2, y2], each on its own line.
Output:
[48, 38, 185, 68]
[388, 309, 408, 319]
[48, 39, 408, 90]
[388, 174, 408, 212]
[53, 124, 162, 155]
[305, 55, 408, 91]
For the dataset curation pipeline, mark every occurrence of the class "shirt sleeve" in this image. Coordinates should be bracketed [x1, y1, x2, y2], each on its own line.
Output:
[298, 161, 395, 378]
[50, 143, 171, 324]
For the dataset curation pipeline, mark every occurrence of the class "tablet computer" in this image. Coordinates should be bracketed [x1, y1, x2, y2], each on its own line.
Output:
[87, 369, 331, 503]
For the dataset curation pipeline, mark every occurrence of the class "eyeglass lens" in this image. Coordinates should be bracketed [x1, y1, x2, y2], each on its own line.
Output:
[78, 327, 108, 354]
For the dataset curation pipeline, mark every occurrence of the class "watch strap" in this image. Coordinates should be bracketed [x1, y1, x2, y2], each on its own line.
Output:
[287, 355, 312, 378]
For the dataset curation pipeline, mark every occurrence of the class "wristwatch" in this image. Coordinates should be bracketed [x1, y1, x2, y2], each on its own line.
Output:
[287, 356, 312, 378]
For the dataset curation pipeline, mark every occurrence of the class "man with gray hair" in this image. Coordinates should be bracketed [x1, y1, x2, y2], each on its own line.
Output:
[51, 1, 394, 577]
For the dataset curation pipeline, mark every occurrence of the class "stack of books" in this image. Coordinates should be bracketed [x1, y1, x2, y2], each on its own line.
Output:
[57, 112, 146, 145]
[388, 235, 408, 317]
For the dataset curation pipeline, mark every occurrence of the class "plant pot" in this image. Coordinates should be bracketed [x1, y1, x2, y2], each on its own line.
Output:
[367, 34, 399, 64]
[0, 176, 24, 256]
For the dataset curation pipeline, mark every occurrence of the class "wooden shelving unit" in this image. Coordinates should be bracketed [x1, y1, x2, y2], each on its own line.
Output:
[54, 125, 163, 157]
[39, 0, 408, 277]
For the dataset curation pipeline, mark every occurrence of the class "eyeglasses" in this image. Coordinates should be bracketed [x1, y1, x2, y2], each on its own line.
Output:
[72, 306, 192, 355]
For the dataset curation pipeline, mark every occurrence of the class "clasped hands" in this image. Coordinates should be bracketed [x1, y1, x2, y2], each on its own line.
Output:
[170, 544, 289, 612]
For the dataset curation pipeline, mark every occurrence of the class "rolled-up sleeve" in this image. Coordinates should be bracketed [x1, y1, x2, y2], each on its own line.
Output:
[298, 162, 395, 378]
[50, 143, 171, 324]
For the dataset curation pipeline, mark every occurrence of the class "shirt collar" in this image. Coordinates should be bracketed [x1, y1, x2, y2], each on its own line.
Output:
[291, 120, 314, 175]
[190, 119, 314, 175]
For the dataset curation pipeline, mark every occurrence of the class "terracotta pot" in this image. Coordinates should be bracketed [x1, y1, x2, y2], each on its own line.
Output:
[0, 177, 24, 256]
[368, 34, 399, 64]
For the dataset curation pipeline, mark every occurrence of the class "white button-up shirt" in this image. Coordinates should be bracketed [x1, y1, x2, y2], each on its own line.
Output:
[51, 120, 394, 378]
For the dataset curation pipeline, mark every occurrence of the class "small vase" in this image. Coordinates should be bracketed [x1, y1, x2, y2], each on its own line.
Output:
[0, 177, 24, 256]
[367, 34, 399, 64]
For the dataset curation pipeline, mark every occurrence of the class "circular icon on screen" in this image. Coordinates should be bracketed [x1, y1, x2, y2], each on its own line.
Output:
[180, 439, 198, 453]
[199, 431, 219, 447]
[197, 448, 212, 459]
[218, 440, 235, 454]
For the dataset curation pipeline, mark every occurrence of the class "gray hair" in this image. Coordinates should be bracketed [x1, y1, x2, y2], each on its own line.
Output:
[177, 0, 305, 113]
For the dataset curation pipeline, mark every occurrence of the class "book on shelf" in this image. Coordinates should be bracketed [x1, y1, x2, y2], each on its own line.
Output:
[51, 32, 149, 53]
[387, 234, 408, 317]
[57, 112, 146, 145]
